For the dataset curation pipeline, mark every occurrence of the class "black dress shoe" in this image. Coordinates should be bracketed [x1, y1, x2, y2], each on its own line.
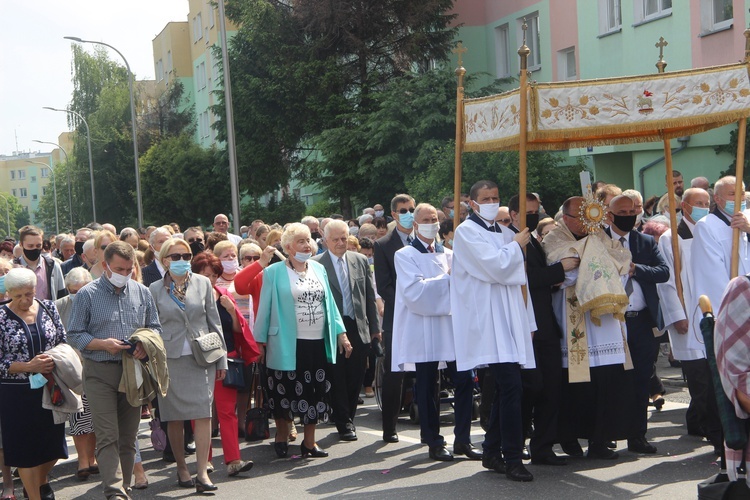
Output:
[453, 442, 483, 460]
[40, 483, 55, 500]
[606, 440, 617, 449]
[185, 441, 196, 455]
[482, 455, 506, 474]
[383, 432, 399, 443]
[587, 443, 619, 460]
[177, 476, 195, 488]
[531, 453, 567, 466]
[506, 462, 534, 482]
[339, 430, 358, 441]
[428, 446, 454, 462]
[162, 450, 176, 463]
[274, 441, 289, 458]
[301, 442, 329, 458]
[561, 440, 584, 457]
[195, 479, 218, 494]
[627, 437, 657, 454]
[521, 445, 531, 461]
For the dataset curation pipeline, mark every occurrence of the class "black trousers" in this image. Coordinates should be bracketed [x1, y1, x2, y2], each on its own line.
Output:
[525, 334, 563, 459]
[381, 329, 405, 434]
[414, 361, 473, 448]
[682, 358, 723, 449]
[626, 312, 658, 439]
[330, 316, 368, 431]
[483, 362, 523, 464]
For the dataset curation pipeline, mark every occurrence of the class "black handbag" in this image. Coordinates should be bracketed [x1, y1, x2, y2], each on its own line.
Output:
[244, 364, 270, 442]
[222, 358, 246, 390]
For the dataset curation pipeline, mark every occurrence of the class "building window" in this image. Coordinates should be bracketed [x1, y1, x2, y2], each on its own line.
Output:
[635, 0, 672, 24]
[30, 176, 36, 183]
[193, 13, 203, 42]
[207, 0, 215, 28]
[599, 0, 622, 34]
[19, 188, 27, 198]
[200, 62, 207, 90]
[167, 51, 173, 83]
[156, 59, 164, 82]
[494, 24, 511, 78]
[11, 189, 16, 197]
[32, 194, 37, 201]
[42, 187, 47, 195]
[17, 170, 25, 180]
[517, 13, 541, 71]
[10, 171, 14, 180]
[41, 168, 49, 178]
[558, 47, 577, 81]
[701, 0, 732, 33]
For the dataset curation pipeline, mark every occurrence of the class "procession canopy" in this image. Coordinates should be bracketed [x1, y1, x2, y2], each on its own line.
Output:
[463, 62, 750, 152]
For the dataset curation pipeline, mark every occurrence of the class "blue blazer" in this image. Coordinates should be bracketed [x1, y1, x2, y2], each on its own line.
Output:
[254, 260, 346, 371]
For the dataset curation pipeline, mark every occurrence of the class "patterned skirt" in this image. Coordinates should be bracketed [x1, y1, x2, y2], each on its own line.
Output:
[266, 339, 331, 425]
[68, 393, 94, 436]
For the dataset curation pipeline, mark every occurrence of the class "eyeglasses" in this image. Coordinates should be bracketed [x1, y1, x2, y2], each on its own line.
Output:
[214, 221, 228, 225]
[166, 253, 192, 261]
[242, 255, 260, 262]
[497, 218, 511, 224]
[187, 237, 203, 243]
[397, 208, 415, 214]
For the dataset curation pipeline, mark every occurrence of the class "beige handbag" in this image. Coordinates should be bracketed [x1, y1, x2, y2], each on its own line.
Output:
[191, 331, 226, 367]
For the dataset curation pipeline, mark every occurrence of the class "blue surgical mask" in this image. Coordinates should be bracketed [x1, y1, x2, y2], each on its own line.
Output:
[293, 252, 312, 263]
[367, 257, 374, 266]
[0, 275, 6, 294]
[241, 233, 248, 238]
[29, 373, 47, 389]
[725, 201, 747, 214]
[398, 212, 414, 229]
[169, 260, 191, 276]
[690, 206, 709, 222]
[449, 209, 454, 218]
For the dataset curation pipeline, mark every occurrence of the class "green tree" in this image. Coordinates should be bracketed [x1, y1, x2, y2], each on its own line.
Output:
[35, 162, 75, 233]
[406, 142, 588, 214]
[716, 121, 750, 184]
[0, 195, 26, 240]
[242, 194, 307, 226]
[139, 133, 230, 229]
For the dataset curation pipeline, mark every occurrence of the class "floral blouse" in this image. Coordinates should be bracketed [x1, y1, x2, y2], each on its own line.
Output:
[0, 300, 66, 381]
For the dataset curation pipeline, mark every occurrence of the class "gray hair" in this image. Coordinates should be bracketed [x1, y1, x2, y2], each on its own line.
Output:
[239, 243, 262, 260]
[82, 239, 95, 253]
[413, 203, 437, 221]
[281, 223, 311, 250]
[5, 268, 37, 292]
[621, 189, 643, 204]
[60, 235, 75, 247]
[715, 176, 744, 197]
[358, 214, 373, 226]
[324, 219, 349, 238]
[300, 216, 318, 227]
[390, 194, 415, 212]
[64, 267, 93, 289]
[120, 227, 139, 240]
[148, 227, 172, 246]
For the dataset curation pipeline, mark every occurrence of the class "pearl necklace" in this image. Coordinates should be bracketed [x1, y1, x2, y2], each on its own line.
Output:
[288, 261, 307, 278]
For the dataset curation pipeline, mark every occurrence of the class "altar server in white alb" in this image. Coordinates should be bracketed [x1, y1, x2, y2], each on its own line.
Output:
[392, 203, 482, 463]
[691, 176, 750, 311]
[451, 180, 536, 483]
[656, 187, 722, 454]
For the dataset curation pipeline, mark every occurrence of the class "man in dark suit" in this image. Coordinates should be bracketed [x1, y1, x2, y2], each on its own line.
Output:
[61, 228, 94, 276]
[607, 194, 669, 455]
[508, 194, 578, 466]
[374, 193, 415, 443]
[142, 228, 172, 287]
[313, 220, 380, 441]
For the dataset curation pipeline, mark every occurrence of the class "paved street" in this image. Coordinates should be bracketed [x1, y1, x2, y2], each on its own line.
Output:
[38, 355, 719, 499]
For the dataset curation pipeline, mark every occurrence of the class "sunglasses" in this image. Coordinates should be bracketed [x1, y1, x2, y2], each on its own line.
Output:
[242, 255, 260, 262]
[166, 253, 192, 261]
[187, 237, 203, 243]
[397, 208, 416, 214]
[498, 218, 511, 224]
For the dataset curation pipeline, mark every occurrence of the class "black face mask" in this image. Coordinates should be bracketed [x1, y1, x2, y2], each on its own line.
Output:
[526, 213, 540, 232]
[74, 241, 85, 255]
[23, 248, 42, 262]
[311, 231, 321, 240]
[612, 214, 637, 233]
[189, 241, 205, 256]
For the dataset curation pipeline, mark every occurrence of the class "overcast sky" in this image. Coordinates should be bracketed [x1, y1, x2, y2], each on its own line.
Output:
[0, 0, 189, 156]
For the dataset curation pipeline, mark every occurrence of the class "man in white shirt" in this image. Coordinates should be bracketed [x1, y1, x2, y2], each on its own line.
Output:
[213, 213, 242, 245]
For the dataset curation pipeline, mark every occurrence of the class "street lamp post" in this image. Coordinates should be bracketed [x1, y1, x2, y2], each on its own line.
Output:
[26, 160, 59, 233]
[33, 140, 74, 229]
[43, 106, 96, 222]
[64, 36, 143, 228]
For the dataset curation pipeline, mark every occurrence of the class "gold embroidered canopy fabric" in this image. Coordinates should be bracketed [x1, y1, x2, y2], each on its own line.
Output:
[463, 63, 750, 152]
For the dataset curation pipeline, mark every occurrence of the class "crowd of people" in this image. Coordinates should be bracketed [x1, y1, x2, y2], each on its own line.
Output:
[0, 169, 750, 498]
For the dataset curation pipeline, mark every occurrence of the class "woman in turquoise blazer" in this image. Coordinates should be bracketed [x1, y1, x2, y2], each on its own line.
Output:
[254, 223, 351, 459]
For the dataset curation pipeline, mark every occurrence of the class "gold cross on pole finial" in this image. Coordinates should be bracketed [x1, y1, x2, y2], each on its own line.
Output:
[522, 18, 528, 44]
[656, 37, 668, 60]
[453, 42, 468, 68]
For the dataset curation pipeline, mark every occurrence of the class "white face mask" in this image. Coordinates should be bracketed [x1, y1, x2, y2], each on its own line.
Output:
[635, 212, 643, 226]
[475, 202, 500, 222]
[374, 210, 384, 218]
[221, 260, 239, 274]
[417, 222, 440, 240]
[106, 264, 131, 288]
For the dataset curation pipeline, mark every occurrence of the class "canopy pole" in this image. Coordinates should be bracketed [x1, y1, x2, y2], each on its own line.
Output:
[518, 20, 531, 304]
[453, 43, 467, 232]
[655, 36, 684, 309]
[731, 117, 747, 279]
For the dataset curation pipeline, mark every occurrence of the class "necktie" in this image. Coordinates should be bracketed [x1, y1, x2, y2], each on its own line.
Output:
[406, 234, 413, 244]
[427, 244, 434, 253]
[620, 237, 634, 296]
[338, 257, 354, 318]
